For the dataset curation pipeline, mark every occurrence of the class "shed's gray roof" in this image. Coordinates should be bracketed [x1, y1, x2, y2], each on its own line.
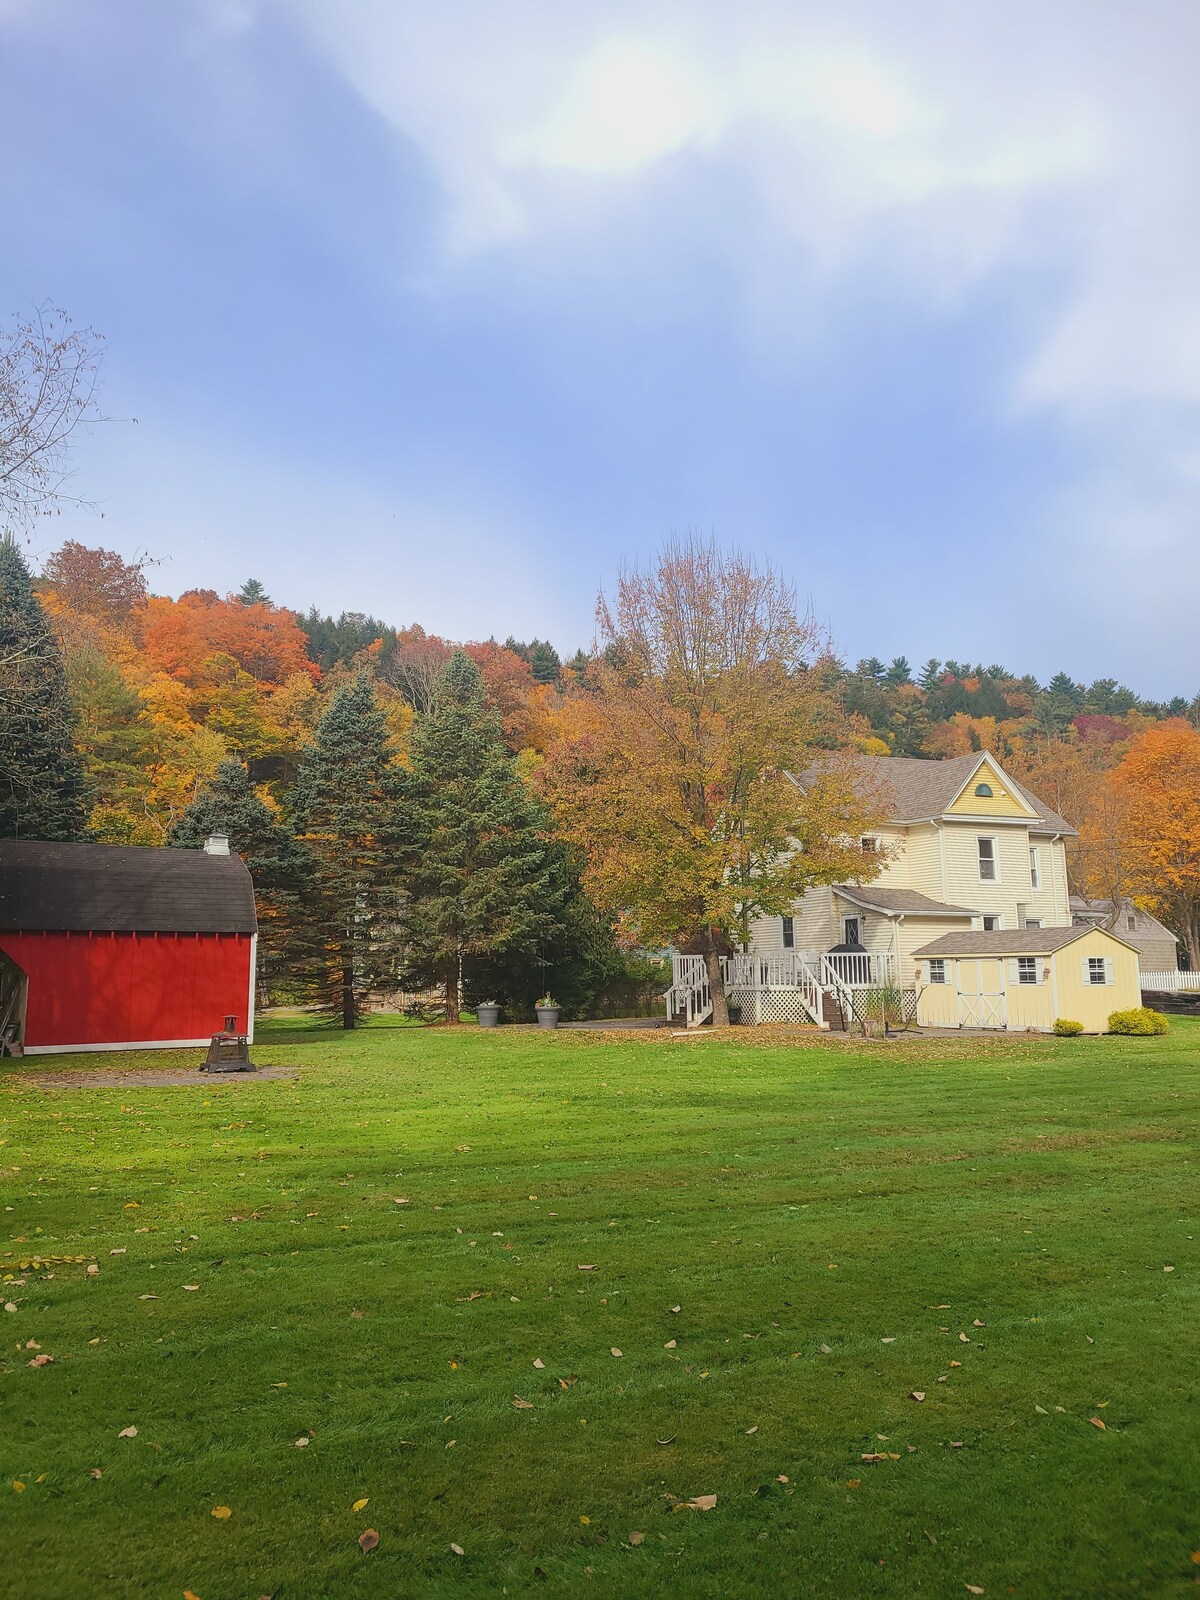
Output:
[802, 753, 1076, 836]
[912, 924, 1136, 958]
[833, 884, 976, 918]
[0, 840, 257, 934]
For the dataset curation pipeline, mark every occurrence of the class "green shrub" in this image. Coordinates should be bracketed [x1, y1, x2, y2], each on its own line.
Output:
[1107, 1006, 1169, 1036]
[1053, 1018, 1085, 1037]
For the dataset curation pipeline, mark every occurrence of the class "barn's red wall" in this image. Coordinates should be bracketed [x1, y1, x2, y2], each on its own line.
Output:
[0, 930, 252, 1048]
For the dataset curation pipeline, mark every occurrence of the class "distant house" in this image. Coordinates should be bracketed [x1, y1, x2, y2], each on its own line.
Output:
[1070, 897, 1178, 973]
[748, 750, 1076, 987]
[0, 838, 257, 1055]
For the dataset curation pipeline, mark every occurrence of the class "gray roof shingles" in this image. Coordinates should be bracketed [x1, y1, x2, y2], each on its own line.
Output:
[0, 840, 257, 934]
[832, 885, 976, 917]
[912, 925, 1133, 958]
[801, 753, 1076, 836]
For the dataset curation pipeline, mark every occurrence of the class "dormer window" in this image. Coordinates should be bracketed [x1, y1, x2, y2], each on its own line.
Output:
[974, 782, 993, 797]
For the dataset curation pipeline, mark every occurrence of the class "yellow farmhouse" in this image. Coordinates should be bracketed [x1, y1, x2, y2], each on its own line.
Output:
[910, 924, 1141, 1033]
[668, 749, 1148, 1031]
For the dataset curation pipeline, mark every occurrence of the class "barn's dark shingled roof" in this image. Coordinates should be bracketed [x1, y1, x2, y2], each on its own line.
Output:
[0, 841, 257, 934]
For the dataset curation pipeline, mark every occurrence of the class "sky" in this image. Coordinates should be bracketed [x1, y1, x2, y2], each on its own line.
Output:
[3, 0, 1199, 694]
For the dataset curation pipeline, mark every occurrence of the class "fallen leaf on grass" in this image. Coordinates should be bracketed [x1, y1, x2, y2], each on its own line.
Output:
[629, 1531, 645, 1546]
[513, 1396, 534, 1409]
[909, 1392, 926, 1402]
[777, 1475, 788, 1484]
[958, 1333, 971, 1343]
[89, 1468, 103, 1479]
[656, 1435, 676, 1445]
[861, 1452, 901, 1462]
[27, 1354, 53, 1368]
[184, 1591, 202, 1600]
[744, 1426, 758, 1435]
[1035, 1405, 1049, 1415]
[846, 1479, 861, 1489]
[211, 1505, 232, 1519]
[86, 1265, 99, 1276]
[670, 1305, 681, 1314]
[109, 1249, 125, 1256]
[610, 1348, 623, 1358]
[577, 1265, 596, 1272]
[450, 1543, 465, 1556]
[350, 1310, 364, 1320]
[686, 1493, 717, 1511]
[664, 1339, 677, 1349]
[181, 1285, 199, 1292]
[1089, 1417, 1106, 1430]
[118, 1426, 137, 1438]
[950, 1360, 962, 1368]
[532, 1358, 544, 1369]
[965, 1587, 986, 1596]
[358, 1529, 379, 1552]
[3, 1303, 15, 1313]
[393, 1197, 409, 1205]
[294, 1437, 310, 1448]
[12, 1480, 24, 1493]
[138, 1294, 158, 1301]
[819, 1344, 832, 1354]
[352, 1497, 369, 1512]
[972, 1319, 985, 1328]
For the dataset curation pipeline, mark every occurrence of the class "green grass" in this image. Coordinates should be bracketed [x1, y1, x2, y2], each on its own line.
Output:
[3, 1016, 1199, 1599]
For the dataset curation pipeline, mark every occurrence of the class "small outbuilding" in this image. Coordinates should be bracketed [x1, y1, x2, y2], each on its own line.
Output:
[911, 924, 1141, 1034]
[0, 838, 257, 1055]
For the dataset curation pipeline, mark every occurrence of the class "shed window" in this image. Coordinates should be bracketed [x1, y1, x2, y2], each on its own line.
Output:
[928, 958, 947, 984]
[1017, 957, 1039, 986]
[1086, 956, 1112, 986]
[974, 782, 993, 797]
[978, 837, 997, 881]
[782, 916, 795, 950]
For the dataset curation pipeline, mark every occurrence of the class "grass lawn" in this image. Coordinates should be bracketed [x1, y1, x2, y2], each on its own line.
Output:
[3, 1017, 1199, 1599]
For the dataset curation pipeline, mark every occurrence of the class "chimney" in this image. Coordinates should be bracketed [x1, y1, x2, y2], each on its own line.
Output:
[203, 833, 230, 856]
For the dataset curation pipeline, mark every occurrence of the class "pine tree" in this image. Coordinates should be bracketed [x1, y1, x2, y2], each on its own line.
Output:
[168, 759, 310, 999]
[400, 651, 565, 1022]
[237, 578, 271, 606]
[0, 539, 91, 839]
[528, 639, 561, 684]
[290, 676, 404, 1027]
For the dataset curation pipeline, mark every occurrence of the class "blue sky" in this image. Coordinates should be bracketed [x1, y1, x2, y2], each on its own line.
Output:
[3, 0, 1198, 693]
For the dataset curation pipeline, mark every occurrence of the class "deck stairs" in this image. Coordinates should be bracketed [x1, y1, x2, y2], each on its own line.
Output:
[666, 952, 881, 1030]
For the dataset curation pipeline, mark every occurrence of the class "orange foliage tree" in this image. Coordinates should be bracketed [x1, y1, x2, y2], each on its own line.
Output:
[1089, 721, 1200, 965]
[538, 539, 885, 1024]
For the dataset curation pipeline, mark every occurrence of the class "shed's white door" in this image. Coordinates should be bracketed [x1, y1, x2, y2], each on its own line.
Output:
[957, 958, 1006, 1029]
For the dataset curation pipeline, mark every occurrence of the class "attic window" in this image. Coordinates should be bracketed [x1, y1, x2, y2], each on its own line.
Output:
[974, 782, 994, 797]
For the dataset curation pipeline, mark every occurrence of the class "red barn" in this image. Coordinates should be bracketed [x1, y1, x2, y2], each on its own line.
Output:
[0, 838, 257, 1055]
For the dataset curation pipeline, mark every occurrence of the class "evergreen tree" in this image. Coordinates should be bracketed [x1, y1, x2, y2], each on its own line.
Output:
[528, 639, 561, 684]
[168, 759, 310, 999]
[918, 658, 943, 690]
[400, 650, 565, 1022]
[290, 676, 404, 1027]
[883, 655, 912, 686]
[0, 539, 91, 839]
[237, 578, 271, 606]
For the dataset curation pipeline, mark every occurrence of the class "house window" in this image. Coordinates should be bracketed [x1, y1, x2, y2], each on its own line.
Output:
[1029, 848, 1040, 890]
[982, 915, 1000, 931]
[782, 916, 795, 950]
[1087, 957, 1109, 985]
[843, 917, 862, 946]
[860, 837, 877, 853]
[978, 837, 997, 881]
[928, 958, 947, 984]
[975, 782, 993, 797]
[1024, 918, 1042, 929]
[1127, 915, 1137, 932]
[1017, 956, 1039, 986]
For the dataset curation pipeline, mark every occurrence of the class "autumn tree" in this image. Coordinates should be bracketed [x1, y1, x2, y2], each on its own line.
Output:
[0, 539, 92, 839]
[290, 677, 404, 1027]
[1089, 722, 1200, 965]
[399, 651, 565, 1022]
[538, 538, 885, 1024]
[41, 541, 148, 626]
[1, 303, 105, 538]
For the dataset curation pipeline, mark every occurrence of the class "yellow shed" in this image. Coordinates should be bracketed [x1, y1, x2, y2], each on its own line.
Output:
[911, 924, 1142, 1033]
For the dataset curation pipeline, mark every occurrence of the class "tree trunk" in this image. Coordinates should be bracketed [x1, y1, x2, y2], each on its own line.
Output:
[341, 960, 355, 1030]
[443, 964, 461, 1025]
[702, 927, 729, 1026]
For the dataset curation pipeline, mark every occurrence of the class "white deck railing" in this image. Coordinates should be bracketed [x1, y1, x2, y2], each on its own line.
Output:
[1140, 970, 1200, 992]
[819, 951, 894, 989]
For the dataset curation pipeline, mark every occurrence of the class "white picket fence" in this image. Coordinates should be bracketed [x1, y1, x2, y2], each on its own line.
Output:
[1140, 971, 1200, 993]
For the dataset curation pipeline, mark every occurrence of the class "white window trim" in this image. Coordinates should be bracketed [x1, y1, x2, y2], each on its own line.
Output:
[981, 914, 1002, 932]
[1011, 956, 1042, 986]
[1083, 955, 1114, 986]
[928, 958, 947, 984]
[977, 835, 1000, 884]
[1029, 847, 1041, 891]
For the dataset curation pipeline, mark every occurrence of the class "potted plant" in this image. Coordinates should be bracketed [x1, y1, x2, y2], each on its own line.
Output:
[476, 1001, 501, 1028]
[535, 993, 561, 1029]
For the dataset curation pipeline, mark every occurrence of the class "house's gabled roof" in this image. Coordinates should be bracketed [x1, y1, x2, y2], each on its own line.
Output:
[912, 924, 1137, 958]
[0, 840, 257, 934]
[799, 752, 1077, 836]
[833, 885, 976, 918]
[1070, 896, 1178, 941]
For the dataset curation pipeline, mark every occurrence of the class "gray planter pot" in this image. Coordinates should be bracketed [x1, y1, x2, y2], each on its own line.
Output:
[477, 1005, 501, 1028]
[536, 1006, 561, 1029]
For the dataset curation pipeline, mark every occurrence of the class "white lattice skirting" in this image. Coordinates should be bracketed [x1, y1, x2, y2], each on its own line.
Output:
[729, 987, 819, 1026]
